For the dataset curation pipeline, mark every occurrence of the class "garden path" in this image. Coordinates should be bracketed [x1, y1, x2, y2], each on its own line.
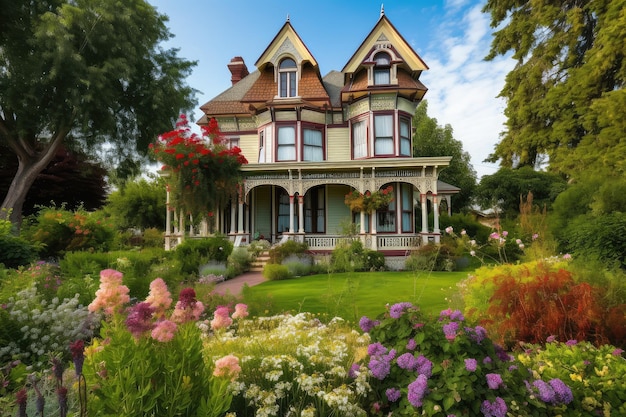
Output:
[212, 271, 266, 296]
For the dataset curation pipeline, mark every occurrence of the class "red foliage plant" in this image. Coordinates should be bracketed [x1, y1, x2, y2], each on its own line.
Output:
[484, 264, 612, 347]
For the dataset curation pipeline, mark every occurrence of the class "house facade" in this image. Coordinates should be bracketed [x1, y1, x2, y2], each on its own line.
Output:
[165, 10, 455, 265]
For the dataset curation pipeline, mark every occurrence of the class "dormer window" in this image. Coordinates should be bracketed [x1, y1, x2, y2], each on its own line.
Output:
[278, 58, 297, 97]
[373, 52, 391, 85]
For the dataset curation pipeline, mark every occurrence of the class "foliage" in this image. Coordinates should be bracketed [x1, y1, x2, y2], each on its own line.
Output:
[564, 212, 626, 269]
[460, 260, 626, 348]
[22, 206, 116, 258]
[0, 235, 38, 269]
[412, 101, 477, 211]
[104, 176, 166, 231]
[84, 271, 231, 417]
[360, 303, 576, 416]
[443, 225, 526, 266]
[174, 236, 233, 277]
[267, 239, 309, 264]
[344, 186, 394, 212]
[518, 340, 626, 416]
[0, 0, 196, 227]
[474, 167, 566, 218]
[329, 239, 386, 272]
[483, 0, 626, 179]
[204, 312, 371, 417]
[226, 247, 252, 277]
[150, 115, 247, 220]
[0, 284, 95, 370]
[439, 212, 491, 244]
[263, 263, 292, 281]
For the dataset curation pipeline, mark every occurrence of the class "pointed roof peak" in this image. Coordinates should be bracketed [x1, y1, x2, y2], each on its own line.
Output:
[286, 14, 290, 23]
[380, 4, 384, 18]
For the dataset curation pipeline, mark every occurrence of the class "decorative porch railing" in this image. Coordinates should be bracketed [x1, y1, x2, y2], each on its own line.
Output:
[304, 234, 423, 251]
[376, 235, 421, 250]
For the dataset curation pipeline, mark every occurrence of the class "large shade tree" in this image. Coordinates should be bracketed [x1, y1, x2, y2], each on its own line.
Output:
[0, 0, 197, 228]
[412, 101, 477, 211]
[483, 0, 626, 178]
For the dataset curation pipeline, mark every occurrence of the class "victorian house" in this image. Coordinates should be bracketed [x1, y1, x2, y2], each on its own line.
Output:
[165, 9, 457, 266]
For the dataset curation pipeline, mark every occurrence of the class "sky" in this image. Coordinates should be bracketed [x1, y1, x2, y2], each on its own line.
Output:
[149, 0, 515, 179]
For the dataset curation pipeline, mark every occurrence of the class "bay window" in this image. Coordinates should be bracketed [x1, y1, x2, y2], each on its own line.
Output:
[277, 126, 296, 161]
[303, 128, 323, 161]
[352, 120, 367, 159]
[374, 114, 394, 155]
[400, 118, 411, 156]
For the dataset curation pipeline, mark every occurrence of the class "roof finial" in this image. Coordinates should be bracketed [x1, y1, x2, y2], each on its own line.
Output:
[286, 14, 290, 22]
[380, 4, 385, 17]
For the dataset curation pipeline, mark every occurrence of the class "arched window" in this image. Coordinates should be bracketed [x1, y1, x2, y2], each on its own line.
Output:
[373, 52, 391, 85]
[278, 58, 297, 97]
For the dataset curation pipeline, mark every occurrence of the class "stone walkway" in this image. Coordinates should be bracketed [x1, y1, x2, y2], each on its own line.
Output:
[212, 271, 266, 296]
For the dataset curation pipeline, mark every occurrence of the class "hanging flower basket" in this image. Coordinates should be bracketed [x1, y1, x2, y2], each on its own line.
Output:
[345, 186, 394, 212]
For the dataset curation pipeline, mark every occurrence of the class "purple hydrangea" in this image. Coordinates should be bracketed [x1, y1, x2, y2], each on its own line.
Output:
[465, 325, 488, 344]
[367, 342, 388, 356]
[480, 397, 507, 417]
[348, 363, 361, 378]
[465, 358, 478, 372]
[565, 339, 578, 346]
[389, 302, 414, 318]
[406, 338, 417, 350]
[359, 316, 379, 333]
[549, 379, 573, 405]
[532, 380, 555, 403]
[443, 321, 459, 341]
[416, 355, 433, 378]
[385, 387, 402, 402]
[397, 352, 418, 371]
[407, 374, 429, 407]
[486, 373, 504, 390]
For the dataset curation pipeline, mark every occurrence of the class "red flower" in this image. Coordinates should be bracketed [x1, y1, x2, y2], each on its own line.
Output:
[176, 153, 185, 160]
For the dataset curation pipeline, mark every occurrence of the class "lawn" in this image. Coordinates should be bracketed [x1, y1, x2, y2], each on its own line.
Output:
[241, 270, 469, 322]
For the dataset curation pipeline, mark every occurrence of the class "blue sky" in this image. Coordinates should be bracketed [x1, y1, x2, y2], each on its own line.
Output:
[149, 0, 514, 178]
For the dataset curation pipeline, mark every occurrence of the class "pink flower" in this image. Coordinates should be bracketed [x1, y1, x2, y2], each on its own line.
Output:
[145, 278, 172, 317]
[210, 306, 233, 330]
[532, 233, 539, 240]
[213, 355, 241, 380]
[563, 253, 572, 260]
[489, 232, 500, 240]
[88, 269, 130, 315]
[151, 320, 178, 342]
[445, 226, 453, 234]
[232, 303, 249, 319]
[170, 288, 205, 323]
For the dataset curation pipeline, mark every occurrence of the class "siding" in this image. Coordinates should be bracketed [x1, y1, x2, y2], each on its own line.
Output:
[327, 127, 350, 162]
[239, 133, 259, 164]
[326, 185, 351, 234]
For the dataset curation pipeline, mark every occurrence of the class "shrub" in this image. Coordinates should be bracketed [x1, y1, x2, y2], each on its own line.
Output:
[405, 243, 456, 271]
[174, 236, 233, 276]
[0, 235, 38, 269]
[565, 212, 626, 269]
[363, 249, 385, 271]
[262, 263, 291, 281]
[22, 207, 115, 258]
[267, 239, 308, 264]
[142, 227, 164, 248]
[359, 303, 578, 416]
[204, 312, 371, 417]
[227, 247, 251, 277]
[282, 253, 313, 276]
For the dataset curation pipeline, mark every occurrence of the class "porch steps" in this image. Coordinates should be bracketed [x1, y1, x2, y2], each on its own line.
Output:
[250, 251, 270, 272]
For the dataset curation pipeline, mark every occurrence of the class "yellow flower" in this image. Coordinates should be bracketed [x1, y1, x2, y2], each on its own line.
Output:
[595, 365, 609, 377]
[569, 373, 583, 382]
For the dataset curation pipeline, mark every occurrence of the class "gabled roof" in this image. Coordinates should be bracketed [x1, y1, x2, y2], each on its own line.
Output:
[254, 20, 318, 71]
[342, 14, 428, 76]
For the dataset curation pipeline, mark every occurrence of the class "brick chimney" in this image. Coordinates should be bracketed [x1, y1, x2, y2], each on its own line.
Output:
[227, 56, 249, 85]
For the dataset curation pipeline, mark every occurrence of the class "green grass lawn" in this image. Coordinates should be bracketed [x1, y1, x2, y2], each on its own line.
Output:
[241, 270, 469, 323]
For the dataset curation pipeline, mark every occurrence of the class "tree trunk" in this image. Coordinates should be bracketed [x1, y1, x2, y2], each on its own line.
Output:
[1, 131, 68, 232]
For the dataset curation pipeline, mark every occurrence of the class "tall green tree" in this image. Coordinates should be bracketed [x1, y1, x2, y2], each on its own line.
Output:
[0, 0, 196, 229]
[413, 101, 477, 211]
[483, 0, 626, 178]
[105, 176, 166, 231]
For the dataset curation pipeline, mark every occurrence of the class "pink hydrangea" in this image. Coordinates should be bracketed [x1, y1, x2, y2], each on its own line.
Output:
[145, 278, 172, 318]
[232, 303, 249, 319]
[210, 306, 233, 330]
[151, 319, 178, 342]
[213, 354, 241, 380]
[170, 288, 204, 324]
[88, 269, 130, 315]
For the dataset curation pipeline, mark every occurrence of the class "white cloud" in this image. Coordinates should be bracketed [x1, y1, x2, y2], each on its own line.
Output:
[422, 2, 514, 178]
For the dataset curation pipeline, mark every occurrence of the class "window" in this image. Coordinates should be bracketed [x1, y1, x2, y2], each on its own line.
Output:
[352, 120, 367, 159]
[277, 126, 296, 161]
[352, 212, 370, 233]
[258, 131, 265, 163]
[400, 118, 411, 156]
[277, 190, 291, 233]
[225, 137, 239, 150]
[373, 52, 391, 85]
[279, 58, 297, 97]
[303, 128, 323, 161]
[401, 183, 413, 232]
[305, 186, 325, 233]
[374, 114, 394, 155]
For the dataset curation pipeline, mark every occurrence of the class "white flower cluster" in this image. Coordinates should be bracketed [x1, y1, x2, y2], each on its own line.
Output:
[207, 312, 370, 417]
[0, 284, 95, 369]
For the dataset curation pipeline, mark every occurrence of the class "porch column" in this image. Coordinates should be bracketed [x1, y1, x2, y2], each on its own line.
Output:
[178, 209, 184, 245]
[298, 195, 304, 233]
[420, 194, 428, 244]
[371, 209, 377, 250]
[433, 194, 441, 243]
[165, 185, 172, 250]
[289, 195, 295, 233]
[238, 199, 244, 234]
[230, 201, 236, 235]
[359, 211, 365, 234]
